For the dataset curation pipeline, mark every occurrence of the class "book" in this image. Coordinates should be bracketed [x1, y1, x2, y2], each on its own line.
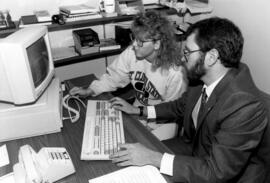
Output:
[0, 22, 16, 30]
[0, 11, 8, 28]
[20, 15, 38, 24]
[101, 12, 118, 18]
[59, 4, 99, 15]
[99, 38, 121, 52]
[63, 13, 102, 22]
[34, 10, 51, 22]
[60, 10, 98, 17]
[76, 45, 99, 55]
[89, 165, 167, 183]
[0, 20, 7, 28]
[19, 15, 51, 27]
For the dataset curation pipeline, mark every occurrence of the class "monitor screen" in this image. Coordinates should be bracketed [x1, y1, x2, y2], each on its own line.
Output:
[27, 37, 49, 88]
[0, 26, 55, 105]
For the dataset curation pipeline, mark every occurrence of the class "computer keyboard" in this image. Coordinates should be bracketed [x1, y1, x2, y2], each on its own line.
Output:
[81, 100, 125, 160]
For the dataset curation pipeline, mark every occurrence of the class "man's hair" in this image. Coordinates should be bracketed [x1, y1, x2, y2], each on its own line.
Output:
[131, 10, 182, 70]
[185, 17, 244, 68]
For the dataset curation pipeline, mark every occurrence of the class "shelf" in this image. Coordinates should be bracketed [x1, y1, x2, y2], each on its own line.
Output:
[48, 15, 135, 32]
[0, 27, 18, 38]
[0, 15, 135, 38]
[54, 48, 125, 67]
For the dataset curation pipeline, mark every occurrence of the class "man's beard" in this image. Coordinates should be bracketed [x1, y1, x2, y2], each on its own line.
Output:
[186, 55, 206, 84]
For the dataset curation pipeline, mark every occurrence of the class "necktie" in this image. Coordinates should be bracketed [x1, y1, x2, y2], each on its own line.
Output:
[198, 88, 207, 120]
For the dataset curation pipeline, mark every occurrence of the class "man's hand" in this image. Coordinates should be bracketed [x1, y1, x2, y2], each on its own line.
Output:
[110, 143, 163, 168]
[109, 97, 139, 115]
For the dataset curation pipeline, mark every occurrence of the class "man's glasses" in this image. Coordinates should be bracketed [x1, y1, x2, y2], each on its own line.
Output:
[183, 49, 202, 62]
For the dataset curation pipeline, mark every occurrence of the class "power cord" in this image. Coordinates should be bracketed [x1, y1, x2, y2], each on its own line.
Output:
[62, 94, 86, 123]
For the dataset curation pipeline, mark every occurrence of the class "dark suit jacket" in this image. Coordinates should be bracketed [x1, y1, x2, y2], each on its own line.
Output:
[155, 63, 269, 183]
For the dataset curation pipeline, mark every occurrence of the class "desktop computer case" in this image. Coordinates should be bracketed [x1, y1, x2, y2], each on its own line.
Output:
[0, 77, 63, 142]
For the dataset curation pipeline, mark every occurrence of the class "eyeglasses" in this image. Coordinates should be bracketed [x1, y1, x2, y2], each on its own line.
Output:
[133, 38, 154, 47]
[183, 49, 202, 62]
[130, 34, 154, 47]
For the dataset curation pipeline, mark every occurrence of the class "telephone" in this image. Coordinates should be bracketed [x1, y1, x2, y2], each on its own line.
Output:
[13, 145, 75, 183]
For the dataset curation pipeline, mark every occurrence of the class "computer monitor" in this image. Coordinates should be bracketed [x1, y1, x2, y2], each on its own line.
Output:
[0, 26, 54, 105]
[0, 26, 63, 142]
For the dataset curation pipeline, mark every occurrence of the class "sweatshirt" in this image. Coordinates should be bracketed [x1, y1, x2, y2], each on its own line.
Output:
[90, 46, 187, 106]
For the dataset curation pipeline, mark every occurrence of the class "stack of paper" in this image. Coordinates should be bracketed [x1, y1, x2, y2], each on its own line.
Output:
[34, 10, 51, 22]
[51, 47, 79, 61]
[99, 38, 121, 52]
[160, 0, 213, 14]
[59, 4, 102, 22]
[185, 0, 213, 14]
[59, 4, 99, 15]
[89, 165, 167, 183]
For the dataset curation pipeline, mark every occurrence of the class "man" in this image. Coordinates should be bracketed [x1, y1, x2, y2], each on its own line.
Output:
[110, 17, 269, 183]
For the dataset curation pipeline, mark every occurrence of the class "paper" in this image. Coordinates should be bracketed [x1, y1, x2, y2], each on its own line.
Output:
[51, 47, 78, 61]
[160, 0, 213, 14]
[185, 0, 213, 14]
[0, 145, 9, 168]
[0, 173, 15, 183]
[89, 165, 167, 183]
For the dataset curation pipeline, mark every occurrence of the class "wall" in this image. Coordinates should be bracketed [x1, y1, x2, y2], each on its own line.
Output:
[209, 0, 270, 94]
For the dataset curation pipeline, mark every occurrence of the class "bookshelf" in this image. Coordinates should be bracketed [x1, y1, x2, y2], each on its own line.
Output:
[0, 3, 207, 79]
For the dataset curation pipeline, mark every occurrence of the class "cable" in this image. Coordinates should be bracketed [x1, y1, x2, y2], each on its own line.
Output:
[62, 94, 86, 123]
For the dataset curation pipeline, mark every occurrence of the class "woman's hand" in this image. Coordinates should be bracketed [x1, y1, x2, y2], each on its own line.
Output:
[109, 97, 139, 115]
[69, 87, 93, 97]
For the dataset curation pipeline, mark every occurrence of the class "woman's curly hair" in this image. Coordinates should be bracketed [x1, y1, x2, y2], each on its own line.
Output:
[131, 10, 183, 71]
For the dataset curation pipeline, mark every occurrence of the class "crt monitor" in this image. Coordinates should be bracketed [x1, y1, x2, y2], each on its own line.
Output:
[0, 26, 55, 105]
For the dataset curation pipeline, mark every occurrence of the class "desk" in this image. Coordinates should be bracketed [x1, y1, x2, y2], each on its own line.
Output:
[0, 74, 172, 183]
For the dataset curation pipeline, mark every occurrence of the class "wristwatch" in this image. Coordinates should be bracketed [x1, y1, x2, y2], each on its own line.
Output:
[138, 106, 144, 116]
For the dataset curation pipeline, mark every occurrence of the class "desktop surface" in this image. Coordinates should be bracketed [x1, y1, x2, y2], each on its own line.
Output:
[0, 74, 172, 183]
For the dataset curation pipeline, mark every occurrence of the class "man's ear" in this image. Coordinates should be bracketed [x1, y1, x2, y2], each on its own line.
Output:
[206, 48, 219, 66]
[154, 40, 161, 50]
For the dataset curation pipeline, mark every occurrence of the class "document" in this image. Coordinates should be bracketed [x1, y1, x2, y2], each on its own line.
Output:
[160, 0, 213, 14]
[185, 0, 213, 14]
[51, 47, 78, 61]
[0, 145, 9, 168]
[89, 165, 167, 183]
[0, 173, 15, 183]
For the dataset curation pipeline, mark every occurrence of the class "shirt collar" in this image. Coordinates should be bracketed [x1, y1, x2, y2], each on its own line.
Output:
[203, 73, 226, 98]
